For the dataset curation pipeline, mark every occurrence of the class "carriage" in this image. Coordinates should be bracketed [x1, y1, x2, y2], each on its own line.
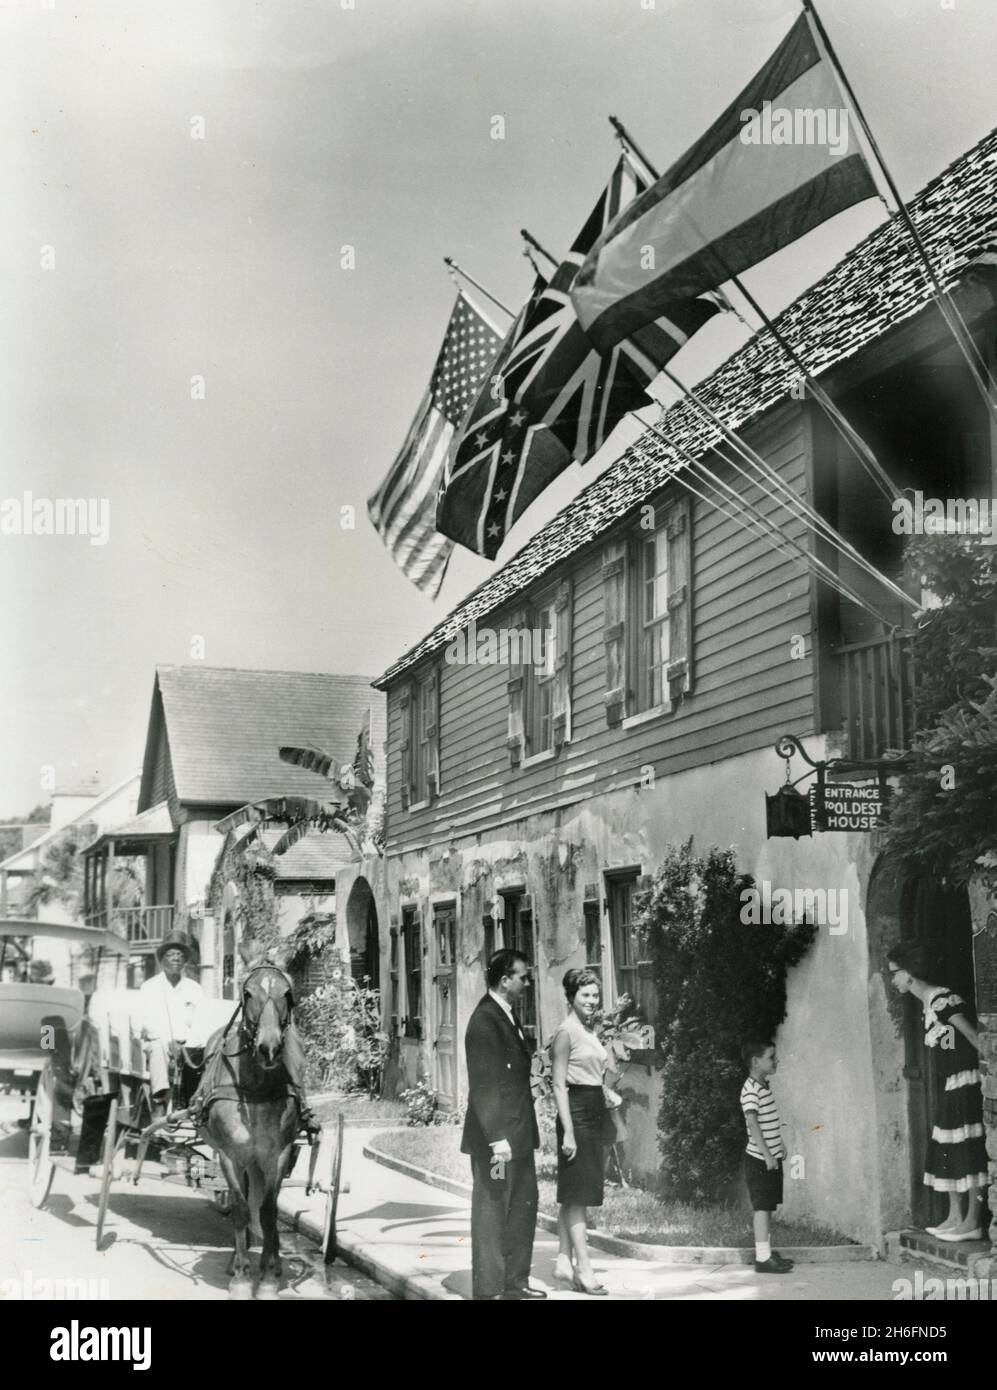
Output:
[1, 919, 344, 1282]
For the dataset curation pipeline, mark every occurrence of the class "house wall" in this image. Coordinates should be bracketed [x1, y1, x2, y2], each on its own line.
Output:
[350, 737, 906, 1246]
[385, 403, 813, 858]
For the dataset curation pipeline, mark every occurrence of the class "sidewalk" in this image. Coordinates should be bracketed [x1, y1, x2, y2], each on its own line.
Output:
[277, 1128, 924, 1302]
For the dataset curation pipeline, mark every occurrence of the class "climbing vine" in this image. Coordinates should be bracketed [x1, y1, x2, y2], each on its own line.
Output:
[205, 832, 281, 958]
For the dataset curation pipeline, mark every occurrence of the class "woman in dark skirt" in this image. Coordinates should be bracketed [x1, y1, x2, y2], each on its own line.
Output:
[551, 968, 609, 1294]
[888, 942, 989, 1240]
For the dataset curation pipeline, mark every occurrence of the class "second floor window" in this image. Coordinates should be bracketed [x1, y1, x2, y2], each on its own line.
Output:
[634, 528, 670, 711]
[601, 495, 692, 727]
[525, 592, 557, 756]
[401, 668, 439, 808]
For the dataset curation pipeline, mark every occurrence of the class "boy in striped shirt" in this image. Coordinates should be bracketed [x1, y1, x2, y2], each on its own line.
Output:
[740, 1040, 794, 1274]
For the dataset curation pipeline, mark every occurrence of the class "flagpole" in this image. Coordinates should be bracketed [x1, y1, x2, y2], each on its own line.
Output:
[610, 115, 899, 504]
[520, 229, 559, 268]
[801, 0, 997, 418]
[442, 256, 515, 319]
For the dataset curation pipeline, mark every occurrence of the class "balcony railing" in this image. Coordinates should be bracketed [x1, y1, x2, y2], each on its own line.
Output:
[835, 631, 915, 761]
[86, 904, 175, 945]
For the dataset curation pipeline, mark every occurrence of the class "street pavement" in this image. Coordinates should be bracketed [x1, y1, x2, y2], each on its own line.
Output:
[0, 1094, 391, 1301]
[0, 1091, 948, 1304]
[278, 1127, 940, 1302]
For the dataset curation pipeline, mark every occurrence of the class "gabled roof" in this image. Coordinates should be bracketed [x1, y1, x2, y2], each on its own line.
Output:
[376, 126, 997, 688]
[0, 772, 141, 873]
[138, 666, 386, 811]
[259, 828, 354, 882]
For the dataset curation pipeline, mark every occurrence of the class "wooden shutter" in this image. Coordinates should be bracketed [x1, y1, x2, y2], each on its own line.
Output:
[398, 687, 413, 810]
[506, 607, 526, 767]
[389, 921, 400, 1037]
[424, 669, 440, 800]
[601, 542, 627, 726]
[664, 496, 693, 704]
[552, 578, 573, 748]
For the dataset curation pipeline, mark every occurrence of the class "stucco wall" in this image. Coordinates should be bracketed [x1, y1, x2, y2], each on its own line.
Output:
[345, 740, 912, 1243]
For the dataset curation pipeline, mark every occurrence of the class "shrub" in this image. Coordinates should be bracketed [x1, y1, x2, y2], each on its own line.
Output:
[637, 839, 816, 1203]
[399, 1079, 464, 1127]
[295, 971, 389, 1096]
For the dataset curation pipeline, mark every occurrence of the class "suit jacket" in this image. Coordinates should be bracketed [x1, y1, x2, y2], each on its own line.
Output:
[460, 993, 540, 1159]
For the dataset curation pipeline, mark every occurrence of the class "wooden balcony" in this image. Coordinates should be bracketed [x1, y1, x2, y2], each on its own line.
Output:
[85, 904, 175, 946]
[835, 631, 915, 761]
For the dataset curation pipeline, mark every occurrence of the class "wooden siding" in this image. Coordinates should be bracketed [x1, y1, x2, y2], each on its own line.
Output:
[386, 404, 816, 854]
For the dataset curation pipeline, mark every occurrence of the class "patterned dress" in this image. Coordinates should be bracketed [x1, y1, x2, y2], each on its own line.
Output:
[922, 988, 988, 1194]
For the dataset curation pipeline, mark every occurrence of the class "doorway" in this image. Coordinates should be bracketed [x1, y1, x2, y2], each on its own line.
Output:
[346, 878, 380, 990]
[898, 875, 976, 1229]
[433, 905, 457, 1111]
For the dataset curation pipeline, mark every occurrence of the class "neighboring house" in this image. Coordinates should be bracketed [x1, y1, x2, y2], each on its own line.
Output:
[0, 774, 141, 922]
[82, 665, 386, 996]
[0, 774, 141, 983]
[335, 130, 997, 1249]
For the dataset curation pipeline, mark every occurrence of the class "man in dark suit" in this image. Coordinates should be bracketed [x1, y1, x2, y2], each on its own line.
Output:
[460, 948, 545, 1301]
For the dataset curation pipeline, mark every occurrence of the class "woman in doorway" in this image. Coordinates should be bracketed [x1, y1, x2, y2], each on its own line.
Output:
[887, 941, 989, 1240]
[551, 967, 610, 1294]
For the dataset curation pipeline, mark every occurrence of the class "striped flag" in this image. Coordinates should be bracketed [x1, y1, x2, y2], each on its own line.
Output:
[438, 160, 717, 559]
[505, 155, 718, 463]
[367, 292, 502, 596]
[571, 12, 877, 354]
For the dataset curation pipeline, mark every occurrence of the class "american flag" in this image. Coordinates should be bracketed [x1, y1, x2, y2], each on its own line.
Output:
[368, 292, 502, 596]
[436, 158, 717, 559]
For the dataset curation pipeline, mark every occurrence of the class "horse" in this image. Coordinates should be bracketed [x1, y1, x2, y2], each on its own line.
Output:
[198, 966, 300, 1299]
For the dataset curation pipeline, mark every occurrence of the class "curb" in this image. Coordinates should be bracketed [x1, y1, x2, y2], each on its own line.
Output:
[276, 1191, 460, 1300]
[362, 1141, 877, 1267]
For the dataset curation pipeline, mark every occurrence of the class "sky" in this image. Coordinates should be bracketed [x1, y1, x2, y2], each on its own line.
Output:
[1, 0, 995, 817]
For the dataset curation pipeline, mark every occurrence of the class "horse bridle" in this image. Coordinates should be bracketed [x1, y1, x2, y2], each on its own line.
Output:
[239, 966, 294, 1051]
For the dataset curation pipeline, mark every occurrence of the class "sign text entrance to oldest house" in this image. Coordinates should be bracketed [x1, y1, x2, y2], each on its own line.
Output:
[766, 735, 907, 839]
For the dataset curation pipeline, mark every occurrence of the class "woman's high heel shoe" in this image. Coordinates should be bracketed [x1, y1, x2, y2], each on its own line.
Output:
[552, 1259, 575, 1283]
[572, 1272, 608, 1296]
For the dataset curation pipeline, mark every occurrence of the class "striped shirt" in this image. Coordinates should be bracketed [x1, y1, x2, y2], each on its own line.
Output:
[740, 1077, 785, 1160]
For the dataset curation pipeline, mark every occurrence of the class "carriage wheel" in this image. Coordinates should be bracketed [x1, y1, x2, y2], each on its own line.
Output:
[95, 1097, 119, 1251]
[27, 1067, 55, 1209]
[321, 1114, 345, 1266]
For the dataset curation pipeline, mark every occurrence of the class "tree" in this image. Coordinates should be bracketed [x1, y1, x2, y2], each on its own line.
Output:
[216, 711, 384, 860]
[882, 534, 997, 886]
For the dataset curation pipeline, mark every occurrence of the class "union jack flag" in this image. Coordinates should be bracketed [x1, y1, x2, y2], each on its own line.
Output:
[436, 158, 717, 558]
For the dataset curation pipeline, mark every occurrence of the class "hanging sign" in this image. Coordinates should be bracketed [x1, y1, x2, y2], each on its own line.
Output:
[812, 781, 889, 832]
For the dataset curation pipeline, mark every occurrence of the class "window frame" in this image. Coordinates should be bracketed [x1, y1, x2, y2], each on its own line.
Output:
[523, 588, 558, 760]
[499, 889, 539, 1051]
[626, 522, 672, 719]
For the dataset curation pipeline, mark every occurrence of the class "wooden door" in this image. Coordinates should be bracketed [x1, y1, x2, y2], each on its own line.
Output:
[433, 907, 458, 1111]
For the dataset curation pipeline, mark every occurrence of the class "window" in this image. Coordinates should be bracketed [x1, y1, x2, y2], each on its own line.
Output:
[402, 668, 439, 807]
[402, 908, 422, 1040]
[607, 874, 639, 1007]
[606, 872, 655, 1020]
[525, 592, 557, 757]
[634, 528, 670, 711]
[601, 497, 691, 727]
[583, 899, 603, 994]
[500, 891, 538, 1050]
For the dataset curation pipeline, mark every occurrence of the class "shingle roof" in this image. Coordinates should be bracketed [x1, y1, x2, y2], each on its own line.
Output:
[86, 801, 175, 850]
[376, 126, 997, 688]
[259, 827, 353, 882]
[147, 666, 385, 807]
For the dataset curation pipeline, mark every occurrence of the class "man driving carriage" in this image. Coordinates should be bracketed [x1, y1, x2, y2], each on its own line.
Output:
[139, 931, 205, 1117]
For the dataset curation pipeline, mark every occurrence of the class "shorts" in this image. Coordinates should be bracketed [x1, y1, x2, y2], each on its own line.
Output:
[745, 1152, 784, 1212]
